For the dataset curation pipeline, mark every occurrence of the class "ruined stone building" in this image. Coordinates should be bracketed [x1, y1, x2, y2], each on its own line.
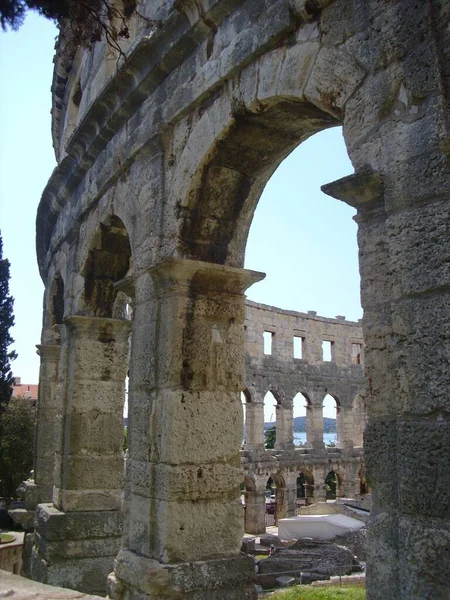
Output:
[23, 1, 450, 599]
[241, 301, 366, 534]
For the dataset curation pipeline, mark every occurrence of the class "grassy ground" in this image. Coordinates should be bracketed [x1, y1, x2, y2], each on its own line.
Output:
[267, 585, 365, 599]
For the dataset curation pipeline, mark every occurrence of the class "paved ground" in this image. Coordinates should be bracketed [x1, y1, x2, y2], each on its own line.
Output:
[0, 569, 104, 600]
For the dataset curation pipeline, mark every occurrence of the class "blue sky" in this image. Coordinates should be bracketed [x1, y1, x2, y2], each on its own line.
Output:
[0, 13, 361, 402]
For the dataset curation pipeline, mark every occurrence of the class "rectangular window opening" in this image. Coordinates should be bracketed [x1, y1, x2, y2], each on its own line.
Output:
[263, 331, 273, 355]
[352, 343, 362, 364]
[293, 336, 303, 359]
[322, 340, 334, 362]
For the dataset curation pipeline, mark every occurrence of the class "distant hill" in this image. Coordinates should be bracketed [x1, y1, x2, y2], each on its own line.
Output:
[264, 416, 336, 433]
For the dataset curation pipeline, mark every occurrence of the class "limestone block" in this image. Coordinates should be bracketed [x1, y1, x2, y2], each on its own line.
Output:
[61, 454, 124, 490]
[398, 515, 450, 598]
[386, 201, 450, 299]
[397, 421, 450, 519]
[389, 295, 450, 414]
[320, 0, 370, 46]
[217, 0, 293, 79]
[31, 552, 115, 596]
[34, 505, 123, 542]
[277, 41, 320, 100]
[304, 46, 365, 117]
[344, 1, 432, 72]
[0, 569, 105, 600]
[67, 411, 124, 454]
[68, 380, 127, 414]
[112, 549, 256, 599]
[153, 498, 244, 562]
[151, 390, 243, 464]
[364, 420, 398, 510]
[133, 461, 242, 501]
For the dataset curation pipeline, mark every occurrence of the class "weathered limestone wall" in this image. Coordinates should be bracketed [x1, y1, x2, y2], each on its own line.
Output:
[244, 301, 365, 448]
[33, 1, 450, 598]
[241, 301, 366, 536]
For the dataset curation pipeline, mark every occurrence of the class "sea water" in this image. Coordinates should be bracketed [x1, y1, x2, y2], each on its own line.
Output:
[293, 431, 337, 446]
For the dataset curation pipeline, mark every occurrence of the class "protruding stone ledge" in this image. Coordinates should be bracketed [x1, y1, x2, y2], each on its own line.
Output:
[149, 257, 265, 296]
[321, 169, 384, 209]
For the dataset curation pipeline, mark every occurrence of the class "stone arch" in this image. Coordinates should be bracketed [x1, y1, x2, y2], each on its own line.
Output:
[322, 392, 339, 445]
[293, 391, 311, 447]
[177, 100, 339, 267]
[174, 38, 365, 268]
[80, 215, 132, 317]
[325, 469, 340, 500]
[296, 468, 314, 503]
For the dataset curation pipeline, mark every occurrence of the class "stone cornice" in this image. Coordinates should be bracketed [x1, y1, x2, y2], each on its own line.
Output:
[37, 0, 250, 281]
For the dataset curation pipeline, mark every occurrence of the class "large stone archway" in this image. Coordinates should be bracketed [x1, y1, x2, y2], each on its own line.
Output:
[32, 1, 450, 598]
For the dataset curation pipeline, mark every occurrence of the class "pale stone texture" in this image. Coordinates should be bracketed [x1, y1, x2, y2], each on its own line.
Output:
[240, 302, 366, 534]
[32, 0, 450, 598]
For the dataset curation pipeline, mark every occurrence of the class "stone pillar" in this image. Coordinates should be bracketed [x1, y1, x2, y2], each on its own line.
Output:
[244, 397, 265, 449]
[312, 467, 326, 503]
[325, 16, 450, 588]
[20, 342, 61, 575]
[336, 405, 355, 450]
[244, 491, 266, 535]
[110, 258, 263, 600]
[275, 398, 294, 450]
[33, 342, 61, 500]
[307, 396, 325, 450]
[30, 316, 130, 596]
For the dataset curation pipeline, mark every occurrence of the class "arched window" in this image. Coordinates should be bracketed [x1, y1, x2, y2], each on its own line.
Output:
[292, 392, 309, 446]
[322, 394, 338, 445]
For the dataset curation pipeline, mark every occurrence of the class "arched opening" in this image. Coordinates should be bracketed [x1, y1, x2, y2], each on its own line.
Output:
[323, 394, 338, 446]
[359, 464, 368, 496]
[296, 471, 306, 498]
[352, 393, 367, 447]
[51, 276, 65, 326]
[82, 215, 132, 318]
[293, 392, 310, 447]
[296, 469, 314, 509]
[263, 391, 278, 449]
[241, 389, 251, 445]
[325, 470, 338, 500]
[77, 215, 132, 514]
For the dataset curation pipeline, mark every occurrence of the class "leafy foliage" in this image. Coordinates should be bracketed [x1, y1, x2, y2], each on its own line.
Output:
[0, 232, 16, 414]
[0, 0, 145, 51]
[264, 425, 276, 449]
[0, 397, 36, 505]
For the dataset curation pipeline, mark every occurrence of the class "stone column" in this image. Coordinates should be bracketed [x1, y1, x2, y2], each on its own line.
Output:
[244, 491, 266, 535]
[10, 339, 61, 576]
[33, 342, 61, 500]
[324, 20, 450, 588]
[336, 405, 355, 450]
[307, 394, 325, 450]
[312, 467, 326, 503]
[30, 316, 130, 596]
[275, 398, 294, 450]
[244, 396, 265, 449]
[110, 258, 264, 600]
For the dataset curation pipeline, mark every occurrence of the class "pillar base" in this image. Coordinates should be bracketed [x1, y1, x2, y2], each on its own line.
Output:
[8, 480, 54, 577]
[108, 549, 257, 600]
[29, 504, 123, 596]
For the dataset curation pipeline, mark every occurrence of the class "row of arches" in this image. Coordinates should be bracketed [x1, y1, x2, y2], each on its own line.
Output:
[241, 389, 367, 449]
[242, 465, 368, 534]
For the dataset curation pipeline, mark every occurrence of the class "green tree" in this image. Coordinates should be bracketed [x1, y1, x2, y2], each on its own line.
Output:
[264, 425, 276, 449]
[0, 232, 16, 414]
[0, 0, 156, 53]
[0, 397, 36, 505]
